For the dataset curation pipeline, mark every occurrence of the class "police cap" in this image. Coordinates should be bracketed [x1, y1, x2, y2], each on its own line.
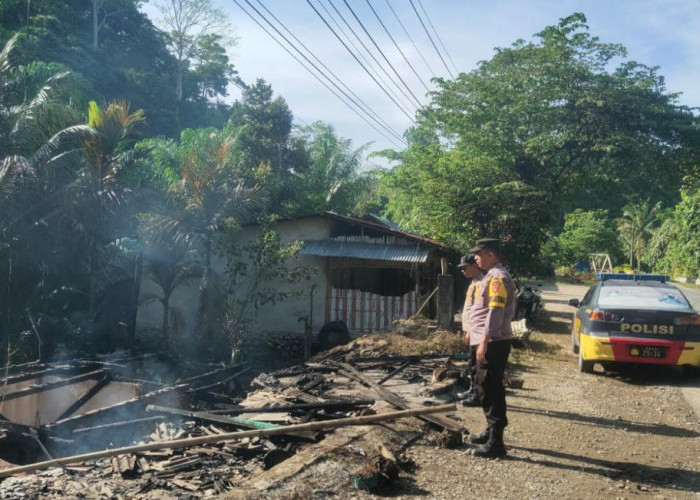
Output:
[467, 238, 502, 254]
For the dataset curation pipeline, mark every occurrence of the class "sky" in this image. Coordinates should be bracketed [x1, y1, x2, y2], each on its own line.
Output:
[143, 0, 700, 164]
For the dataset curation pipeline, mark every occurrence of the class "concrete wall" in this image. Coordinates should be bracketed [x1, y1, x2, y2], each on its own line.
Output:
[135, 216, 331, 351]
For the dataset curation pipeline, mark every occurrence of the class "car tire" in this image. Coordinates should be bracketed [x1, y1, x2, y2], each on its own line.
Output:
[571, 324, 579, 354]
[578, 339, 594, 373]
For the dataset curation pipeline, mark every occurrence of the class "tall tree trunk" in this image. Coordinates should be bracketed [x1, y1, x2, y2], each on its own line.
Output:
[176, 66, 183, 101]
[161, 293, 171, 351]
[92, 0, 99, 50]
[629, 229, 635, 268]
[127, 250, 143, 349]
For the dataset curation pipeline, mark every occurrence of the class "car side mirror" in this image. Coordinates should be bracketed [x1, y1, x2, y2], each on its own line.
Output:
[568, 298, 580, 307]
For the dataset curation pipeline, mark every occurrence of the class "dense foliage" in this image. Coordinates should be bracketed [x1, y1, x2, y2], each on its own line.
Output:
[379, 14, 699, 272]
[0, 7, 372, 363]
[1, 7, 699, 363]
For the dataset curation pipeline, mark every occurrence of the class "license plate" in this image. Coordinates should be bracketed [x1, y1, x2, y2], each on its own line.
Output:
[629, 346, 666, 358]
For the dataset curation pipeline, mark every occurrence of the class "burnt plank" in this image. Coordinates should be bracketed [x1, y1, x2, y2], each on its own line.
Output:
[377, 361, 412, 386]
[0, 370, 106, 402]
[333, 362, 463, 432]
[55, 374, 111, 421]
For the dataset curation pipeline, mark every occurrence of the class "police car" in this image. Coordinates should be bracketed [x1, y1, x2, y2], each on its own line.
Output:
[569, 274, 700, 373]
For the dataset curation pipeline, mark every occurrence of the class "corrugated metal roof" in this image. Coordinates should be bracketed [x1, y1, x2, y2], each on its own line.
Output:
[299, 240, 430, 263]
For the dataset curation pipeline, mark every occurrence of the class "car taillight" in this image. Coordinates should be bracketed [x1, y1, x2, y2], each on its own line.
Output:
[675, 315, 700, 325]
[588, 310, 621, 322]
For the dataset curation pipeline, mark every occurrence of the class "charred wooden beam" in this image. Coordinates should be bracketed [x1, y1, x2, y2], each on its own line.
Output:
[0, 370, 105, 402]
[377, 361, 412, 386]
[332, 362, 463, 432]
[146, 405, 318, 441]
[54, 374, 111, 421]
[187, 367, 250, 394]
[0, 404, 457, 478]
[71, 416, 166, 434]
[177, 364, 245, 387]
[206, 398, 376, 415]
[44, 383, 189, 433]
[0, 364, 97, 386]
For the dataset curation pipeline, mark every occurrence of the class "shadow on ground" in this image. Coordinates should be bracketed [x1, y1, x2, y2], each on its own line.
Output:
[509, 446, 700, 493]
[508, 404, 699, 438]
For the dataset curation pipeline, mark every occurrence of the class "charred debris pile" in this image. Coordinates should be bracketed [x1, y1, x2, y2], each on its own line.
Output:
[0, 321, 527, 497]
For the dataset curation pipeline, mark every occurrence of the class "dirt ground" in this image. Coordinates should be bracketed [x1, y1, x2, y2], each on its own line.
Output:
[3, 283, 700, 499]
[261, 282, 700, 499]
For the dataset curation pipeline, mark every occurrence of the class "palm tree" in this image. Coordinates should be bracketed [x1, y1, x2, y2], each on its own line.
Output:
[140, 129, 266, 354]
[291, 122, 369, 214]
[63, 100, 145, 318]
[141, 243, 201, 351]
[0, 34, 96, 358]
[618, 200, 662, 270]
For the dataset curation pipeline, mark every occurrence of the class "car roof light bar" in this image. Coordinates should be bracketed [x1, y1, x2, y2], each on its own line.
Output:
[595, 273, 670, 283]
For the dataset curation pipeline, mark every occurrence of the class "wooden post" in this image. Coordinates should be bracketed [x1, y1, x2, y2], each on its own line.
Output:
[437, 274, 454, 329]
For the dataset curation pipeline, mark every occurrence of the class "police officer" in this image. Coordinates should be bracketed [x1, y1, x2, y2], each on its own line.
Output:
[457, 254, 482, 406]
[466, 238, 515, 458]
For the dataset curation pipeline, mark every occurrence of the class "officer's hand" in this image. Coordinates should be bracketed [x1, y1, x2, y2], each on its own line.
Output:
[477, 338, 488, 363]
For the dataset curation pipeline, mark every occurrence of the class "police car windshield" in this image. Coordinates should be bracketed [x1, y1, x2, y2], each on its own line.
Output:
[598, 286, 690, 310]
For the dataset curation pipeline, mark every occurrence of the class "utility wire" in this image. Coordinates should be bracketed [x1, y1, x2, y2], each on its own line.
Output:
[321, 0, 417, 118]
[232, 0, 406, 148]
[305, 0, 416, 123]
[340, 0, 423, 108]
[363, 0, 430, 93]
[253, 0, 405, 144]
[383, 0, 437, 78]
[317, 0, 406, 113]
[408, 0, 454, 78]
[416, 0, 459, 75]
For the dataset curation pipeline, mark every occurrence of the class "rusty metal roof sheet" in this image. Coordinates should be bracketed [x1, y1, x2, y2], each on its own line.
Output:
[299, 240, 430, 263]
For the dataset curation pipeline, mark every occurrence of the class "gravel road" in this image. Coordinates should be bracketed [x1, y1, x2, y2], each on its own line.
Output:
[399, 282, 700, 499]
[303, 282, 700, 500]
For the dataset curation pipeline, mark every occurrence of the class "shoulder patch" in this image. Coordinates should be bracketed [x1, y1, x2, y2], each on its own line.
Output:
[488, 277, 507, 308]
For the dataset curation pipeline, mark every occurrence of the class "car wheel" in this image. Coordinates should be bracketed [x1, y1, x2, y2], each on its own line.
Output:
[578, 339, 594, 373]
[571, 324, 579, 354]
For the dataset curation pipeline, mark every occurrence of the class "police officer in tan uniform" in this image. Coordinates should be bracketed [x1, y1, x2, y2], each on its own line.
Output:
[457, 254, 482, 406]
[467, 238, 515, 458]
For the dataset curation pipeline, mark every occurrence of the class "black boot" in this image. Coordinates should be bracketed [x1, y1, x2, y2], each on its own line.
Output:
[468, 427, 491, 444]
[473, 427, 507, 458]
[459, 390, 480, 407]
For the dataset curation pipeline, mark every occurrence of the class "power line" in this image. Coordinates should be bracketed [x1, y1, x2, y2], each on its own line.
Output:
[316, 0, 415, 121]
[363, 0, 430, 93]
[305, 0, 417, 123]
[232, 0, 406, 148]
[408, 0, 454, 79]
[416, 0, 459, 75]
[253, 0, 405, 144]
[383, 0, 437, 78]
[321, 0, 417, 118]
[340, 0, 423, 108]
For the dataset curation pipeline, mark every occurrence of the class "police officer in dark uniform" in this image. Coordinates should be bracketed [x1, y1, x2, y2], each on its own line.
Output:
[457, 254, 482, 406]
[466, 238, 516, 458]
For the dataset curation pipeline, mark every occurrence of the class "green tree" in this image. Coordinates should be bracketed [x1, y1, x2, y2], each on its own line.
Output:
[191, 33, 238, 101]
[545, 209, 620, 267]
[378, 14, 698, 267]
[617, 200, 662, 270]
[153, 0, 232, 101]
[139, 128, 266, 357]
[648, 191, 700, 278]
[287, 122, 373, 215]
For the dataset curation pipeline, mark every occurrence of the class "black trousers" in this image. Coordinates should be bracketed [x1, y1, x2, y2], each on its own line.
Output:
[472, 339, 511, 430]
